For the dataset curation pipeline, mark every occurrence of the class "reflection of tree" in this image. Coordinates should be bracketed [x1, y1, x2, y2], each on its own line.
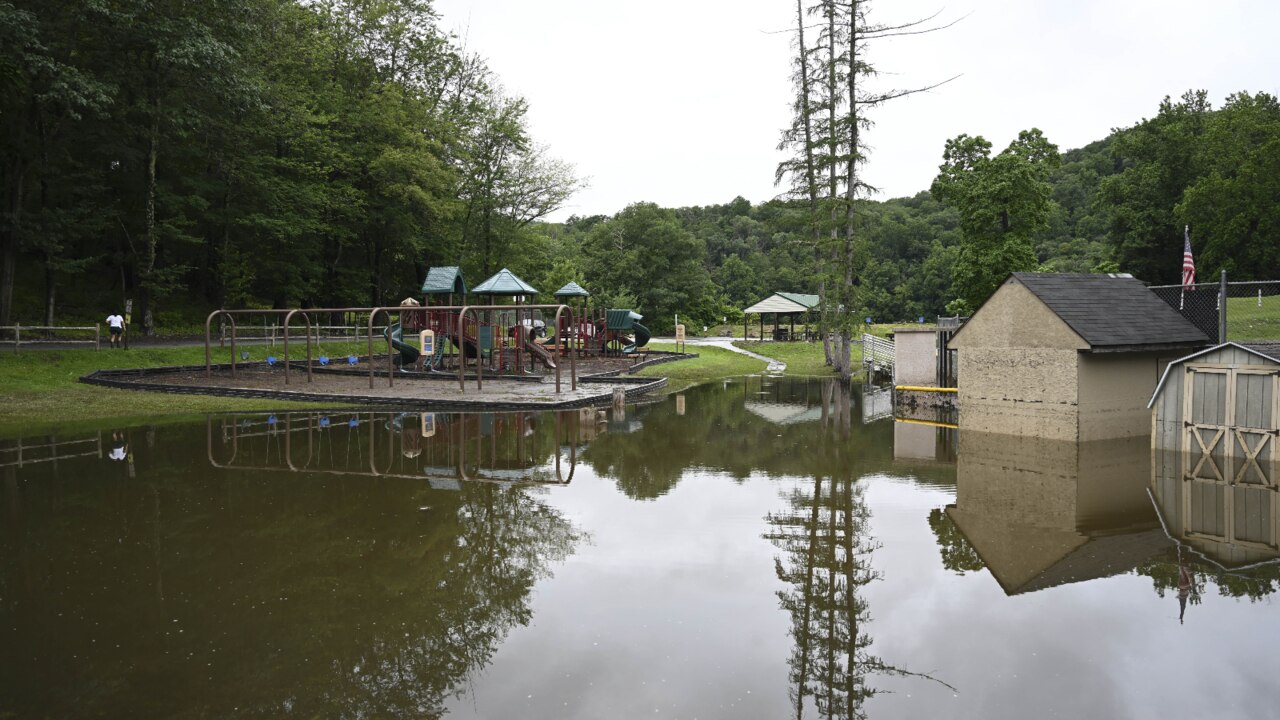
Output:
[0, 425, 583, 718]
[926, 508, 985, 575]
[1137, 552, 1280, 607]
[765, 411, 952, 718]
[584, 377, 954, 500]
[767, 476, 880, 717]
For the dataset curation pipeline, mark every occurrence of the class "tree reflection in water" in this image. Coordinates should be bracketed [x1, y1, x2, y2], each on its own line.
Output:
[766, 384, 951, 719]
[0, 414, 583, 718]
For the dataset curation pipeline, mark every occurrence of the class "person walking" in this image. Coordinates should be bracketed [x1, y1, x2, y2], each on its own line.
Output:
[106, 311, 125, 348]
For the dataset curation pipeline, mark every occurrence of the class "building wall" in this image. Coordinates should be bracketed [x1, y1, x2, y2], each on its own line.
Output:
[1077, 352, 1180, 441]
[893, 328, 938, 386]
[951, 282, 1086, 441]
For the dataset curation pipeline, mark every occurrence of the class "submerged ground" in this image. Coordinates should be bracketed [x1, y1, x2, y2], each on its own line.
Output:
[2, 377, 1275, 719]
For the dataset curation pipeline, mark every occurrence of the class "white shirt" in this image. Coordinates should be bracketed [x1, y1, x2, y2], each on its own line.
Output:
[107, 314, 124, 329]
[109, 446, 126, 461]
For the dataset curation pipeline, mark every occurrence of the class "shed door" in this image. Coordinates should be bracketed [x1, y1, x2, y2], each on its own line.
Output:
[1182, 365, 1279, 550]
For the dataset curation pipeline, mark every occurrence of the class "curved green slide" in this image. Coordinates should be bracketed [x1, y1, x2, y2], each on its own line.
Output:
[624, 322, 650, 354]
[385, 323, 420, 367]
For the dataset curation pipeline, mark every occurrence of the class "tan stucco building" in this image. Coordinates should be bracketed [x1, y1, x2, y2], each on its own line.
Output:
[948, 273, 1209, 441]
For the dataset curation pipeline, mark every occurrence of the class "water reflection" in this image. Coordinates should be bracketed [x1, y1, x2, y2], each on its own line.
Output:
[208, 410, 594, 486]
[581, 377, 955, 499]
[930, 424, 1280, 618]
[944, 433, 1165, 594]
[0, 414, 583, 718]
[1148, 447, 1280, 610]
[8, 377, 1280, 717]
[762, 381, 954, 717]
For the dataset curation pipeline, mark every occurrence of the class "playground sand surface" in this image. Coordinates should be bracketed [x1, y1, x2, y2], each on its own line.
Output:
[81, 353, 677, 411]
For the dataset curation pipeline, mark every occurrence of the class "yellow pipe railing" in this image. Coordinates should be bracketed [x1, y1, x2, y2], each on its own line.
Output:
[895, 385, 958, 393]
[893, 417, 959, 430]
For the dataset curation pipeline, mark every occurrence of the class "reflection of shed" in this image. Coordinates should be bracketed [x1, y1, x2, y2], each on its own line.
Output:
[946, 431, 1167, 594]
[1151, 450, 1279, 568]
[1149, 342, 1280, 565]
[948, 273, 1209, 441]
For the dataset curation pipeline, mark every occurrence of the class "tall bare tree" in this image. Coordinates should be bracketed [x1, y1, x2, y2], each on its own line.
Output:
[777, 1, 958, 381]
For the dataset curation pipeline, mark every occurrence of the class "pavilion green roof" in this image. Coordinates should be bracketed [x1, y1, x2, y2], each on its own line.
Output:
[421, 266, 467, 295]
[553, 281, 590, 298]
[743, 292, 821, 315]
[472, 268, 538, 296]
[776, 292, 820, 309]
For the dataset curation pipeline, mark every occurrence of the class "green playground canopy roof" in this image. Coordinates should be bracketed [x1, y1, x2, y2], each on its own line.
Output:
[472, 268, 538, 296]
[421, 266, 467, 295]
[553, 281, 590, 298]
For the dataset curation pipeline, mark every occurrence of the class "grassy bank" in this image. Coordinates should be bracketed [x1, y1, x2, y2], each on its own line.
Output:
[1227, 296, 1280, 341]
[0, 335, 864, 433]
[0, 343, 360, 435]
[636, 343, 767, 392]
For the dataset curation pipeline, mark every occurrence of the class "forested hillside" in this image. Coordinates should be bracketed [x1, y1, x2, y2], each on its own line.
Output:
[1, 0, 582, 333]
[4, 0, 1278, 335]
[530, 89, 1279, 329]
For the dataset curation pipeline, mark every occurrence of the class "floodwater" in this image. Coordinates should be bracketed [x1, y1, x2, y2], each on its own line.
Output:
[2, 377, 1277, 719]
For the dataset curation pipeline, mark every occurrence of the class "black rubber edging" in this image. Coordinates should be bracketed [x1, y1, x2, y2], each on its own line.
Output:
[79, 368, 668, 412]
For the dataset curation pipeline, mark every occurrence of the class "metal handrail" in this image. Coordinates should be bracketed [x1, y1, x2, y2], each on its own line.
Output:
[206, 309, 308, 378]
[455, 304, 576, 393]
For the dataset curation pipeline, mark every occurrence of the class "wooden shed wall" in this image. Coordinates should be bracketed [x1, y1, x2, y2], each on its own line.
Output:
[1153, 345, 1280, 450]
[1150, 345, 1280, 567]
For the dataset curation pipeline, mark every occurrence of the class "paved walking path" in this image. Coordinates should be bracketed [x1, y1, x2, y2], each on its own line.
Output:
[659, 337, 786, 374]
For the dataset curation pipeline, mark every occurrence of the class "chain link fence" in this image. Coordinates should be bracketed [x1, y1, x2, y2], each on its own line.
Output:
[1149, 278, 1280, 342]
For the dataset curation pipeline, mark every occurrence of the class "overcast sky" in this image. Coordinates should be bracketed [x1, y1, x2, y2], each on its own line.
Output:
[432, 0, 1280, 222]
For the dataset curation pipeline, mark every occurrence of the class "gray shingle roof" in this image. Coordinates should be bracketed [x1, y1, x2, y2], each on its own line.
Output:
[1012, 272, 1211, 352]
[1240, 342, 1280, 361]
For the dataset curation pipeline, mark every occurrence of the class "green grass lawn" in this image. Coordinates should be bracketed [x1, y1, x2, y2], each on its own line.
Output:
[1227, 296, 1280, 341]
[639, 342, 767, 392]
[0, 342, 368, 435]
[731, 340, 845, 376]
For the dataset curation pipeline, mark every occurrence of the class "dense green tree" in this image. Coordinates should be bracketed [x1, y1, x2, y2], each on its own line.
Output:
[582, 202, 718, 334]
[1176, 92, 1280, 279]
[931, 129, 1060, 311]
[1098, 90, 1211, 283]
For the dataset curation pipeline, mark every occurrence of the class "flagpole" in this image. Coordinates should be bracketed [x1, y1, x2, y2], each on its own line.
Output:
[1180, 225, 1191, 310]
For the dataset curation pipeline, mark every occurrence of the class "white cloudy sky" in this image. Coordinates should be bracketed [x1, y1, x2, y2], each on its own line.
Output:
[432, 0, 1280, 221]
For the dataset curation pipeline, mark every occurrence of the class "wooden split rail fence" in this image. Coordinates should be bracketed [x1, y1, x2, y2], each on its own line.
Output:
[0, 324, 102, 352]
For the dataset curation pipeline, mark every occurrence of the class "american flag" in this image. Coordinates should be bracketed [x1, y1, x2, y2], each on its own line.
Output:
[1182, 226, 1196, 287]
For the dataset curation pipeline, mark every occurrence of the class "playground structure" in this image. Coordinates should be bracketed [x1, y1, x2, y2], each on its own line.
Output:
[403, 267, 652, 364]
[198, 266, 660, 399]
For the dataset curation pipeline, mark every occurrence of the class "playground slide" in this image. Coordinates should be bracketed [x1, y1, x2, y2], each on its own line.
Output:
[385, 323, 420, 367]
[525, 340, 557, 369]
[623, 322, 651, 354]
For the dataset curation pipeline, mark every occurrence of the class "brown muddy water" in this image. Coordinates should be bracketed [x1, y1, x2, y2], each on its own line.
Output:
[2, 377, 1277, 719]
